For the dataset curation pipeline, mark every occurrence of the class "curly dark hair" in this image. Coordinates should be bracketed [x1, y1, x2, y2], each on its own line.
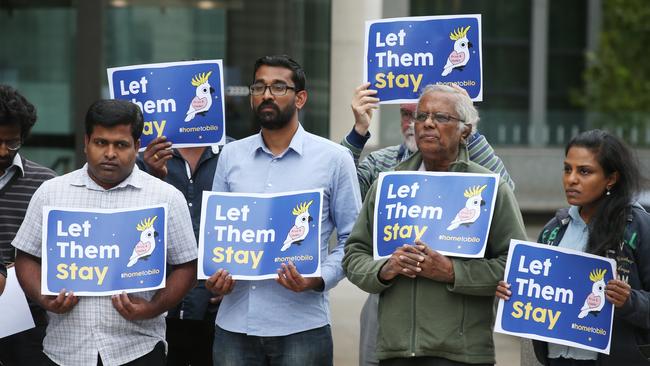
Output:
[0, 85, 37, 141]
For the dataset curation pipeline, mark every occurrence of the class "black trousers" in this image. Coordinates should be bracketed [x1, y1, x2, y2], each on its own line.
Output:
[0, 324, 49, 366]
[166, 318, 215, 366]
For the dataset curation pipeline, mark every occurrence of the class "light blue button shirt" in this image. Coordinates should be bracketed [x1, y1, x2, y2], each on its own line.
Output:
[548, 205, 598, 360]
[211, 124, 362, 336]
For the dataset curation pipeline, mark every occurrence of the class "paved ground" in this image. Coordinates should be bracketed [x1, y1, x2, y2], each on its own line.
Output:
[330, 278, 521, 365]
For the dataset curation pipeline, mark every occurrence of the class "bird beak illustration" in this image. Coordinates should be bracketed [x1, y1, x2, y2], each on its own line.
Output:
[481, 200, 486, 206]
[154, 231, 159, 237]
[468, 41, 473, 48]
[308, 216, 313, 222]
[210, 87, 215, 94]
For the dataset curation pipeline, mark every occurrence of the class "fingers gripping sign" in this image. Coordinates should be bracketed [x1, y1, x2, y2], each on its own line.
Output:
[143, 136, 173, 179]
[415, 240, 455, 283]
[111, 292, 155, 321]
[42, 288, 79, 314]
[276, 261, 324, 292]
[379, 244, 424, 281]
[351, 83, 380, 136]
[205, 268, 236, 296]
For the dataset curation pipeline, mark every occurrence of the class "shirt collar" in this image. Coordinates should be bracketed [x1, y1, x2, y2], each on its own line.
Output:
[568, 205, 587, 227]
[70, 163, 144, 190]
[10, 153, 24, 177]
[251, 123, 305, 158]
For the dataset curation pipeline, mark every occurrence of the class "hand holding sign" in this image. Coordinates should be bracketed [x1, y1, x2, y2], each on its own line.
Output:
[41, 288, 79, 314]
[351, 83, 379, 136]
[415, 241, 455, 283]
[205, 268, 236, 296]
[111, 292, 156, 321]
[379, 244, 424, 281]
[276, 261, 324, 292]
[143, 136, 173, 179]
[605, 279, 631, 308]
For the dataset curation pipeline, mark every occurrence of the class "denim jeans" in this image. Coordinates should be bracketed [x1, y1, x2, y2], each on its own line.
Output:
[212, 325, 333, 366]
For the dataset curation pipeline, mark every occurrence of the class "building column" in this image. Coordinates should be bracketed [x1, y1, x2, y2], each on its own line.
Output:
[528, 0, 549, 147]
[329, 0, 382, 146]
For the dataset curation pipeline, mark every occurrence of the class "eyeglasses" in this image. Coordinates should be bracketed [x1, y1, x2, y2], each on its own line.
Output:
[399, 109, 414, 119]
[414, 112, 465, 124]
[0, 139, 21, 151]
[249, 83, 296, 96]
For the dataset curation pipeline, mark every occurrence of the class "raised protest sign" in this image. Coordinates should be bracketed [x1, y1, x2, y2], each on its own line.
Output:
[0, 268, 35, 338]
[365, 14, 482, 103]
[373, 171, 497, 259]
[495, 240, 616, 354]
[108, 60, 226, 149]
[42, 205, 167, 296]
[198, 190, 323, 280]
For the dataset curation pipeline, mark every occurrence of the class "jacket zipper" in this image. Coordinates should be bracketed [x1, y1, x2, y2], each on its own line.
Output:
[411, 278, 417, 357]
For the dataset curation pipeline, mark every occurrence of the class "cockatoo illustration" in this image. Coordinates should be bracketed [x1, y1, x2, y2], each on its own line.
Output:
[446, 184, 487, 231]
[126, 216, 159, 267]
[281, 200, 314, 252]
[578, 269, 607, 318]
[184, 71, 215, 122]
[441, 26, 473, 77]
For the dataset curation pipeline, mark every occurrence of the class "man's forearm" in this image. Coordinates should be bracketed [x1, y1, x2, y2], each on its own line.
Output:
[148, 260, 197, 316]
[15, 250, 43, 304]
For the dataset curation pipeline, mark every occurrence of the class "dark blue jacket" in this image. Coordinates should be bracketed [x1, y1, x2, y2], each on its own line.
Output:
[533, 205, 650, 365]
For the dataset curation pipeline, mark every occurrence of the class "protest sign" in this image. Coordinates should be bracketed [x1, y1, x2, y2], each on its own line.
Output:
[495, 240, 616, 354]
[0, 268, 35, 338]
[365, 14, 482, 103]
[198, 190, 323, 280]
[373, 171, 497, 259]
[108, 60, 225, 149]
[42, 205, 167, 296]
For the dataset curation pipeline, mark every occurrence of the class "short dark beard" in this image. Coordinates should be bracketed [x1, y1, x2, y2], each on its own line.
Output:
[254, 100, 295, 130]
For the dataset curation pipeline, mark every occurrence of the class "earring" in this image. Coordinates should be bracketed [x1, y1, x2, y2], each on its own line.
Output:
[606, 187, 611, 196]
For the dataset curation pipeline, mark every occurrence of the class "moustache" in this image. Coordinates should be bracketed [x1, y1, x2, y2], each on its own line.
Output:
[257, 100, 280, 114]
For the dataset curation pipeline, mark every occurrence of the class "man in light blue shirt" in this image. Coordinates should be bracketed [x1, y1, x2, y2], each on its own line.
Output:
[206, 55, 362, 365]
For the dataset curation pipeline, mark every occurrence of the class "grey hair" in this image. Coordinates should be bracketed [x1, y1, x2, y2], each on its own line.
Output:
[417, 84, 479, 130]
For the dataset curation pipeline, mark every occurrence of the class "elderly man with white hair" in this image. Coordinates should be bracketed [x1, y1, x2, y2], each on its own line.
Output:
[343, 84, 527, 366]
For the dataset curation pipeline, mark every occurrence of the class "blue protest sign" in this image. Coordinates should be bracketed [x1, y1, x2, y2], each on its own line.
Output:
[495, 240, 616, 354]
[42, 205, 167, 296]
[373, 171, 497, 259]
[198, 190, 323, 280]
[107, 60, 226, 149]
[365, 14, 482, 103]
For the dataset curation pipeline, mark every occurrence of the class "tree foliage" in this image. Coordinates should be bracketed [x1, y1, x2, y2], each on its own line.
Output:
[576, 0, 650, 129]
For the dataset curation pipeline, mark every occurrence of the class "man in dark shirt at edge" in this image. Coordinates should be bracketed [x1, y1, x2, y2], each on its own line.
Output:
[0, 85, 56, 366]
[137, 135, 232, 366]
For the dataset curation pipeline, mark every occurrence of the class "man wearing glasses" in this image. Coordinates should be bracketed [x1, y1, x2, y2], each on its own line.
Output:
[0, 85, 56, 366]
[343, 84, 526, 366]
[341, 82, 514, 366]
[205, 55, 361, 366]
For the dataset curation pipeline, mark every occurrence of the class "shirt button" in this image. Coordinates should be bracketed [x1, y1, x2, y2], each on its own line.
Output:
[189, 179, 194, 183]
[251, 285, 256, 290]
[188, 202, 193, 207]
[267, 183, 272, 187]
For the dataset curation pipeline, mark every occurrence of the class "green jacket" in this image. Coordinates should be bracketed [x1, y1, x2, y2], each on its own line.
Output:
[342, 145, 527, 363]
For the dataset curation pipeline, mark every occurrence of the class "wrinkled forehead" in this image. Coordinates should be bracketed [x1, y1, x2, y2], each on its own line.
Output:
[416, 92, 456, 113]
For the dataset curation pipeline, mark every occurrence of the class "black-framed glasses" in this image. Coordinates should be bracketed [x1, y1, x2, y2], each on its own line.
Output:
[0, 139, 21, 151]
[249, 83, 296, 96]
[414, 112, 465, 124]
